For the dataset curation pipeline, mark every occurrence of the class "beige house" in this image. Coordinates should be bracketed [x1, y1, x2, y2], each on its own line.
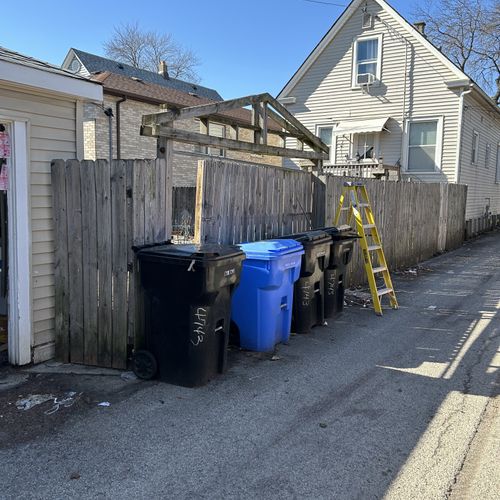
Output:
[62, 49, 283, 186]
[0, 46, 102, 365]
[278, 0, 500, 219]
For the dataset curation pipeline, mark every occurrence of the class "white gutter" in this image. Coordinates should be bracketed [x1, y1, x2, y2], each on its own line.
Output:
[455, 84, 473, 184]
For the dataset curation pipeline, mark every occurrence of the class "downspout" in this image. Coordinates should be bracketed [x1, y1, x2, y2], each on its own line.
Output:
[103, 107, 114, 163]
[116, 96, 127, 160]
[455, 84, 473, 184]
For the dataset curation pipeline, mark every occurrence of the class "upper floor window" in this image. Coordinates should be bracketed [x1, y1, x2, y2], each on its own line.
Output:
[406, 118, 442, 172]
[471, 131, 479, 164]
[352, 35, 382, 87]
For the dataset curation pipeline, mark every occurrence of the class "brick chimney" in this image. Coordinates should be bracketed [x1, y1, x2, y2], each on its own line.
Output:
[414, 21, 426, 35]
[158, 60, 169, 80]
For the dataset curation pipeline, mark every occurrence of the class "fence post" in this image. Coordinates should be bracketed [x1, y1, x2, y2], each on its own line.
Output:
[438, 183, 448, 252]
[311, 173, 326, 228]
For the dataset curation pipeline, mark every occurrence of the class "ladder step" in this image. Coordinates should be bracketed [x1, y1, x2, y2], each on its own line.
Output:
[358, 203, 369, 207]
[340, 207, 350, 211]
[377, 287, 393, 296]
[372, 266, 387, 273]
[363, 224, 376, 229]
[367, 244, 381, 251]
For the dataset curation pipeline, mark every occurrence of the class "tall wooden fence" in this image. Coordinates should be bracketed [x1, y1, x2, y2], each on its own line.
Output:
[195, 159, 468, 285]
[321, 175, 467, 284]
[52, 159, 172, 369]
[195, 159, 324, 243]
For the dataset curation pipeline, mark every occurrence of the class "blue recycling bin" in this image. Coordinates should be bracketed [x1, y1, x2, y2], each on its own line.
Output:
[231, 240, 304, 352]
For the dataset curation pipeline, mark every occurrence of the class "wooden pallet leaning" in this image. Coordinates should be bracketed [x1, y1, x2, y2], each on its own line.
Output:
[334, 181, 398, 316]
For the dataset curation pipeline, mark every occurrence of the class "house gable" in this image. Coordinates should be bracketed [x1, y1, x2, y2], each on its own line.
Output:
[278, 0, 466, 99]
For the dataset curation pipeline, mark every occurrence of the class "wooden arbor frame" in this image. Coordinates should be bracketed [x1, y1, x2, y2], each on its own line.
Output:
[141, 92, 329, 168]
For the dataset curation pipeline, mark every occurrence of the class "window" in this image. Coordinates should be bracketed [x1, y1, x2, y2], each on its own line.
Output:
[354, 133, 377, 161]
[204, 123, 225, 157]
[471, 131, 479, 164]
[406, 119, 440, 172]
[485, 143, 491, 167]
[496, 143, 500, 183]
[316, 125, 333, 162]
[317, 126, 333, 147]
[352, 35, 382, 87]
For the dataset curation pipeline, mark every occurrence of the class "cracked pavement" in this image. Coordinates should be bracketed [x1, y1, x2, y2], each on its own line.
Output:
[1, 231, 499, 499]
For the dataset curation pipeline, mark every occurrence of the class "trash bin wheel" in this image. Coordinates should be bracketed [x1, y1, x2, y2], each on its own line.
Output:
[133, 350, 158, 380]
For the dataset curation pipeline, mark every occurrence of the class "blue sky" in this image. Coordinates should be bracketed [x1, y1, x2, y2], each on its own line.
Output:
[2, 0, 414, 98]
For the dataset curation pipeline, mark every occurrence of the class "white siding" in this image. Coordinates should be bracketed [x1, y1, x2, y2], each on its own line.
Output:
[0, 84, 79, 362]
[459, 93, 500, 219]
[283, 0, 460, 183]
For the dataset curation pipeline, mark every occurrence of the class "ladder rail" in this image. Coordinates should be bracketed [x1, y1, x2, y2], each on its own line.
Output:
[334, 183, 398, 315]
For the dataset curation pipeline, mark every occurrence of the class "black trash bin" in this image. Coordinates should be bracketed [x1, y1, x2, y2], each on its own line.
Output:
[279, 230, 331, 334]
[134, 242, 245, 387]
[320, 226, 359, 318]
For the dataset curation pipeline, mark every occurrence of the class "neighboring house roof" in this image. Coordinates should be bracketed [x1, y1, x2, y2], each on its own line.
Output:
[67, 48, 223, 101]
[278, 0, 499, 116]
[91, 71, 282, 131]
[1, 46, 91, 81]
[0, 46, 102, 101]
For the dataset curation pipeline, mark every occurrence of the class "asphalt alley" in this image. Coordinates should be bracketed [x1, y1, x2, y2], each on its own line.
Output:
[1, 232, 499, 500]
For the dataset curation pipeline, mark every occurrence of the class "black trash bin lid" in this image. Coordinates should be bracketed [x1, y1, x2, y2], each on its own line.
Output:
[136, 243, 244, 265]
[278, 230, 331, 245]
[319, 226, 360, 240]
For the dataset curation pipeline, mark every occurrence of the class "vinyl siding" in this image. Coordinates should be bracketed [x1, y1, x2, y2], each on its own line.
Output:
[459, 93, 500, 219]
[0, 84, 79, 362]
[282, 0, 460, 183]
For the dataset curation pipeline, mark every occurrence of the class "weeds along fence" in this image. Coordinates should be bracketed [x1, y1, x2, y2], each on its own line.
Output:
[52, 159, 172, 369]
[195, 159, 468, 285]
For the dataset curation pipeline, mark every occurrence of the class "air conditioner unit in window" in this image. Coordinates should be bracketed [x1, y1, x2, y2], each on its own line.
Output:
[357, 73, 376, 86]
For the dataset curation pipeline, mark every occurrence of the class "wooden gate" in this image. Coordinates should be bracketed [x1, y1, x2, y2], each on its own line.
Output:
[52, 159, 172, 368]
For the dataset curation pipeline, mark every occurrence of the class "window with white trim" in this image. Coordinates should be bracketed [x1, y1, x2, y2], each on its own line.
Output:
[496, 143, 500, 183]
[352, 35, 382, 87]
[354, 132, 377, 161]
[471, 131, 479, 164]
[406, 119, 440, 172]
[316, 125, 333, 162]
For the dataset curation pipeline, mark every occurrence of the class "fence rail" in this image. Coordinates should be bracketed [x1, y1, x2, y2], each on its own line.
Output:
[52, 159, 172, 368]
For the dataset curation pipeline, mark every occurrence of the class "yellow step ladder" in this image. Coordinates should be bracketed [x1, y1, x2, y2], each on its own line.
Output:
[334, 181, 398, 316]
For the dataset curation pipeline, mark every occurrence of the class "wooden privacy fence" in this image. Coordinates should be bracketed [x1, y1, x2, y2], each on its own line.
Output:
[195, 159, 468, 285]
[321, 176, 467, 284]
[195, 159, 324, 243]
[52, 159, 172, 369]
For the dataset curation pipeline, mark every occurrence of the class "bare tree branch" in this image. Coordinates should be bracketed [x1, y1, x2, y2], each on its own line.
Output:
[104, 23, 201, 83]
[413, 0, 500, 104]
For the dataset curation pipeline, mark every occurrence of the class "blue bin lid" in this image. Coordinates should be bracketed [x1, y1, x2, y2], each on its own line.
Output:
[239, 239, 304, 260]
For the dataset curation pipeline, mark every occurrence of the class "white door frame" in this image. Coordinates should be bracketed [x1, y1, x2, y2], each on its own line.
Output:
[3, 119, 32, 365]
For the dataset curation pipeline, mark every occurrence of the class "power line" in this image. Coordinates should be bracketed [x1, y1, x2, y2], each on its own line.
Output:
[304, 0, 346, 7]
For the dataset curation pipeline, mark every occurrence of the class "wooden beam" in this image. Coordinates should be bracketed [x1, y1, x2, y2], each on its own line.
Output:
[142, 125, 328, 161]
[263, 94, 330, 153]
[142, 93, 268, 126]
